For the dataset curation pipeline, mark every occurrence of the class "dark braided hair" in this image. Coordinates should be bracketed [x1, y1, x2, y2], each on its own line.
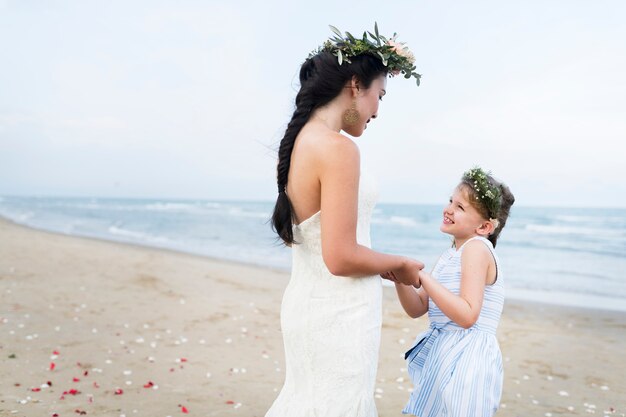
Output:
[271, 51, 387, 245]
[459, 176, 515, 248]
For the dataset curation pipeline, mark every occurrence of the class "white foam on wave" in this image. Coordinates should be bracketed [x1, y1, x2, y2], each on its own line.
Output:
[506, 288, 626, 312]
[107, 225, 170, 244]
[554, 214, 626, 224]
[371, 216, 420, 228]
[390, 216, 419, 227]
[144, 202, 199, 212]
[227, 207, 270, 219]
[526, 224, 624, 237]
[1, 210, 35, 223]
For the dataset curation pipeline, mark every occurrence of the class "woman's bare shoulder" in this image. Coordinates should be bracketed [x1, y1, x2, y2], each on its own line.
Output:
[300, 128, 359, 164]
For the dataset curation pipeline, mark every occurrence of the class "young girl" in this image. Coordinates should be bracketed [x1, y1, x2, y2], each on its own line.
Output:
[382, 167, 515, 417]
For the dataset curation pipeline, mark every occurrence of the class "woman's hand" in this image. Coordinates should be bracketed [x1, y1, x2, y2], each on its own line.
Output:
[380, 270, 398, 283]
[381, 258, 424, 288]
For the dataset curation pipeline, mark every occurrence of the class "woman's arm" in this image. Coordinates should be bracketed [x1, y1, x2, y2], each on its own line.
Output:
[318, 133, 423, 278]
[417, 240, 491, 328]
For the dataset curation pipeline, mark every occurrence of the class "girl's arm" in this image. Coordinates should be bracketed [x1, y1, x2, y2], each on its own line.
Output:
[417, 240, 492, 328]
[394, 283, 429, 318]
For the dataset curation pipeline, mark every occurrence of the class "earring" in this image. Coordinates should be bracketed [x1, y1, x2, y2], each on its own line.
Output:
[343, 100, 360, 126]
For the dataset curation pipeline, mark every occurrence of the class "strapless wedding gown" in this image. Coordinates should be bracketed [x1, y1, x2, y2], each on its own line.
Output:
[265, 174, 382, 417]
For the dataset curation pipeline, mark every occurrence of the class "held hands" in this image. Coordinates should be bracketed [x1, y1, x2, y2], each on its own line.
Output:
[380, 257, 424, 288]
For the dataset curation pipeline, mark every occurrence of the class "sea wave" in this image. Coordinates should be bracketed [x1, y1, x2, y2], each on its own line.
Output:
[0, 209, 35, 223]
[525, 224, 625, 237]
[371, 216, 420, 227]
[554, 214, 626, 224]
[144, 202, 200, 212]
[226, 207, 271, 219]
[107, 225, 170, 244]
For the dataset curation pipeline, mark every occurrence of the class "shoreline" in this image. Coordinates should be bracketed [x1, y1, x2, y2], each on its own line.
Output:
[1, 217, 625, 416]
[2, 215, 625, 314]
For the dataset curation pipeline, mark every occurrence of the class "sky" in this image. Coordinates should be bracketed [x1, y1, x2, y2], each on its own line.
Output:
[1, 0, 625, 207]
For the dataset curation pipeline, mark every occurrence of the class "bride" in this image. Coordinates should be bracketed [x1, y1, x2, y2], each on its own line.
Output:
[267, 24, 423, 416]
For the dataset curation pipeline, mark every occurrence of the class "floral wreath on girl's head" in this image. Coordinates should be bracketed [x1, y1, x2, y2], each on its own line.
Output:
[463, 166, 502, 226]
[309, 23, 421, 86]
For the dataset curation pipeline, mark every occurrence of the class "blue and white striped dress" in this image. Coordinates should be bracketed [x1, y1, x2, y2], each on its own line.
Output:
[403, 236, 504, 417]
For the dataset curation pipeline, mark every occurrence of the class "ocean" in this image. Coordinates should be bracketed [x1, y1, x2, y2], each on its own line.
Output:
[1, 196, 625, 312]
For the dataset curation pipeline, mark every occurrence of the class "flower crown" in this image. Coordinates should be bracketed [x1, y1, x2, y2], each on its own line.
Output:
[309, 23, 421, 86]
[463, 166, 502, 221]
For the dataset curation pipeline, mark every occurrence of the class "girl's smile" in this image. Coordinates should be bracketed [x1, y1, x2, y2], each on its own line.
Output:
[440, 186, 493, 248]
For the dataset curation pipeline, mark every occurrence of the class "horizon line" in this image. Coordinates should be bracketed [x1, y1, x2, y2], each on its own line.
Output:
[1, 193, 625, 210]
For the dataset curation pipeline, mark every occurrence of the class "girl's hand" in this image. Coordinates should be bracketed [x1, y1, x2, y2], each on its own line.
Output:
[391, 258, 424, 288]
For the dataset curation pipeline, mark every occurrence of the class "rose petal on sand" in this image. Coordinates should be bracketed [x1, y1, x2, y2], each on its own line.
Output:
[50, 362, 56, 371]
[114, 388, 123, 395]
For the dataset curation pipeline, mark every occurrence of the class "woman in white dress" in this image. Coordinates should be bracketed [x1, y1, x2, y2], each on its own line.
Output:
[266, 25, 423, 416]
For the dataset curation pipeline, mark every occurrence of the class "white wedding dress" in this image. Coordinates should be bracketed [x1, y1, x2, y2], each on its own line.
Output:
[266, 174, 382, 417]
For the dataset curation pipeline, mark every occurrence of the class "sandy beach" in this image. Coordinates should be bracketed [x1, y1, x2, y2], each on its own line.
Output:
[1, 217, 624, 417]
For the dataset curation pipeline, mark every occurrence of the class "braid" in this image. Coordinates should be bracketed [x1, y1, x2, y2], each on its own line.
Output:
[271, 93, 315, 245]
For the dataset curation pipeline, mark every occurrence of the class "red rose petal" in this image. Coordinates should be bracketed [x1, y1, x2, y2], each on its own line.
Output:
[114, 388, 123, 395]
[73, 377, 80, 382]
[93, 381, 100, 388]
[53, 350, 60, 355]
[225, 400, 235, 404]
[143, 381, 154, 388]
[181, 406, 189, 413]
[83, 370, 89, 377]
[50, 362, 56, 371]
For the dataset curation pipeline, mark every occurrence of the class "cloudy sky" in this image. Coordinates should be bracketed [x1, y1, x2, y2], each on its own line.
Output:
[1, 0, 625, 207]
